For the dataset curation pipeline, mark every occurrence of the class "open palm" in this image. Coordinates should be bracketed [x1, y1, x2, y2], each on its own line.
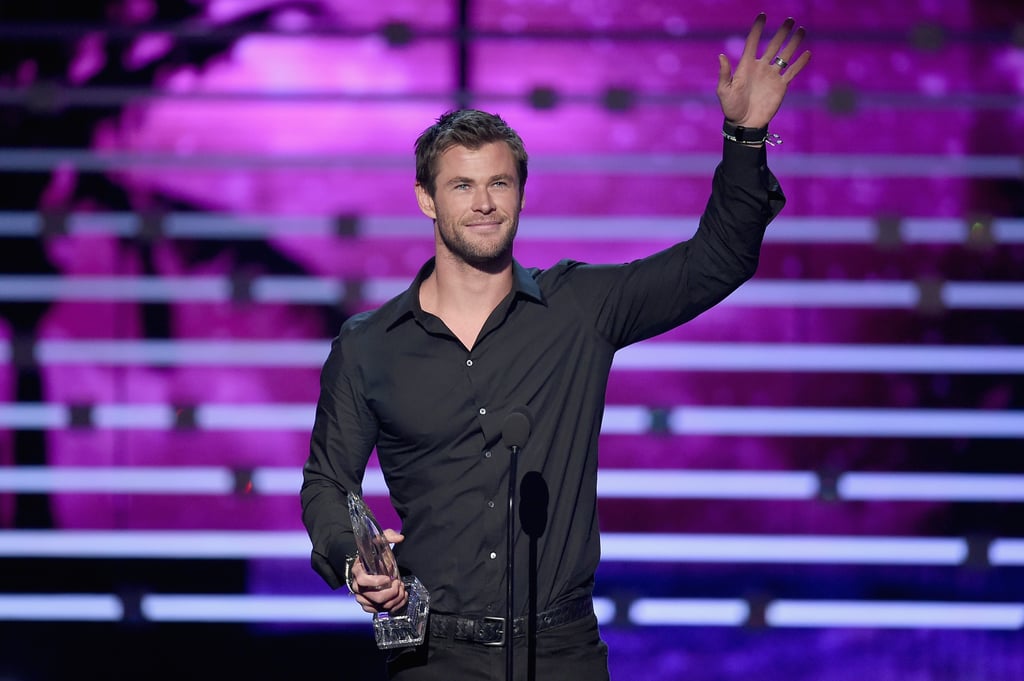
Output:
[717, 14, 811, 129]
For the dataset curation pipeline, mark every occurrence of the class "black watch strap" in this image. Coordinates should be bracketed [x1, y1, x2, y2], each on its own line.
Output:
[722, 119, 782, 146]
[722, 119, 768, 144]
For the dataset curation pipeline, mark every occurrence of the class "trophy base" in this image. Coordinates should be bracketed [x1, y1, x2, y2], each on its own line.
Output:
[372, 576, 430, 650]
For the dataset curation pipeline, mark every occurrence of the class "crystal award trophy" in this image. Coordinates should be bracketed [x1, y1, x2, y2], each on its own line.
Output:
[347, 492, 430, 649]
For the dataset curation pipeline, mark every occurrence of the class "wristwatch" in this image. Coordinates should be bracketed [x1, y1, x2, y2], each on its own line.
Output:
[722, 119, 782, 147]
[722, 119, 769, 145]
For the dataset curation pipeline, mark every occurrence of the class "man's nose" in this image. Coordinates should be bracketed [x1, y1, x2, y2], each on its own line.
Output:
[472, 187, 496, 213]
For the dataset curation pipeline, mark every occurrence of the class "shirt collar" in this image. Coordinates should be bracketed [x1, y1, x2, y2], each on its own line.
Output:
[387, 257, 545, 329]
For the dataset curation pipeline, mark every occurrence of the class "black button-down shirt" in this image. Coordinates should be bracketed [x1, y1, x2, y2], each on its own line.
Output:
[301, 140, 784, 617]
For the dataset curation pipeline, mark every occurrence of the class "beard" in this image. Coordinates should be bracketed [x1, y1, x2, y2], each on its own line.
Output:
[436, 214, 518, 269]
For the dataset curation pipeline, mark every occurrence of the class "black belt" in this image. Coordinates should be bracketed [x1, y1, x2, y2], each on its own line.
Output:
[430, 596, 593, 647]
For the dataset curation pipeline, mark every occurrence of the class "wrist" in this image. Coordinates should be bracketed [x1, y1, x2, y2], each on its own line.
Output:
[344, 554, 359, 593]
[722, 119, 781, 147]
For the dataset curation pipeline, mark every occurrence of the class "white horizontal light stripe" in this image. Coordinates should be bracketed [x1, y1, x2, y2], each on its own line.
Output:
[3, 592, 1019, 630]
[993, 218, 1024, 243]
[1, 403, 1021, 437]
[749, 217, 878, 244]
[3, 212, 1022, 245]
[0, 276, 230, 302]
[0, 467, 234, 494]
[68, 212, 138, 237]
[765, 600, 1024, 630]
[989, 539, 1024, 566]
[35, 339, 331, 366]
[838, 473, 1024, 501]
[251, 467, 388, 495]
[251, 277, 345, 304]
[0, 403, 68, 429]
[629, 599, 749, 626]
[592, 598, 616, 625]
[613, 343, 1024, 373]
[0, 211, 39, 236]
[3, 150, 1020, 178]
[900, 218, 968, 243]
[722, 281, 919, 308]
[0, 277, 1021, 311]
[0, 531, 975, 564]
[139, 595, 617, 625]
[944, 282, 1024, 309]
[194, 404, 315, 430]
[0, 594, 124, 622]
[600, 406, 652, 434]
[141, 595, 367, 623]
[164, 214, 335, 238]
[1, 467, 1018, 504]
[0, 531, 310, 558]
[668, 407, 1024, 438]
[363, 277, 411, 304]
[92, 405, 176, 429]
[13, 339, 1019, 373]
[597, 470, 818, 499]
[601, 534, 968, 565]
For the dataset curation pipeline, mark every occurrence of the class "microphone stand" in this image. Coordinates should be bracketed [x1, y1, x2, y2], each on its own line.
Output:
[501, 407, 531, 681]
[506, 442, 520, 681]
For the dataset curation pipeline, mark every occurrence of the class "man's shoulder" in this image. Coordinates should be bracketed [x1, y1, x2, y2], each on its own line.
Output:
[338, 303, 396, 338]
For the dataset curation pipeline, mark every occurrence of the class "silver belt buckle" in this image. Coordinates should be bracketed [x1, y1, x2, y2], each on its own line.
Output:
[480, 616, 506, 646]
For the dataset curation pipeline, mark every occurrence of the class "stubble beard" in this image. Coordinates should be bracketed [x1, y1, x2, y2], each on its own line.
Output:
[436, 214, 518, 270]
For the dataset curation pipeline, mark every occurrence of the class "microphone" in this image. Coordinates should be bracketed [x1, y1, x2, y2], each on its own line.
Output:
[502, 407, 532, 451]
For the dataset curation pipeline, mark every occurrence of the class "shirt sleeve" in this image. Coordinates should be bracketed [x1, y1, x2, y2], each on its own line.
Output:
[300, 331, 379, 589]
[565, 138, 786, 349]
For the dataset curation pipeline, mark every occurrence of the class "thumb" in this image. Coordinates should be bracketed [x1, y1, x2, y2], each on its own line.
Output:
[717, 54, 732, 89]
[383, 529, 405, 544]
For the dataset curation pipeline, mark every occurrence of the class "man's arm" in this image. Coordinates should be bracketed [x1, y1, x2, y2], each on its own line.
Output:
[561, 14, 809, 348]
[300, 333, 378, 589]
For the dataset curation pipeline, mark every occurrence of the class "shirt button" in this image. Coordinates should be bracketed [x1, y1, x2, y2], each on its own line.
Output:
[487, 501, 495, 508]
[466, 359, 473, 367]
[484, 451, 492, 458]
[479, 407, 487, 415]
[490, 552, 497, 560]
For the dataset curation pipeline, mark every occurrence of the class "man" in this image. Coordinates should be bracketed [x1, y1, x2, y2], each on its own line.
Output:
[302, 13, 809, 680]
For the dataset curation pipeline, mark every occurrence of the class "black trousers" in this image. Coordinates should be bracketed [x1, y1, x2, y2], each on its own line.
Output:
[386, 613, 610, 681]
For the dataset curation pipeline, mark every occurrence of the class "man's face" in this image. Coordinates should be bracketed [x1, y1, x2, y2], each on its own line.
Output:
[416, 141, 525, 268]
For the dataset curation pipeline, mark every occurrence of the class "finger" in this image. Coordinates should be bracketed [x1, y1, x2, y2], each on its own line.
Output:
[381, 582, 408, 611]
[364, 580, 404, 610]
[382, 529, 405, 543]
[738, 13, 766, 65]
[763, 17, 796, 65]
[717, 53, 732, 90]
[354, 573, 392, 594]
[782, 50, 812, 82]
[775, 26, 806, 66]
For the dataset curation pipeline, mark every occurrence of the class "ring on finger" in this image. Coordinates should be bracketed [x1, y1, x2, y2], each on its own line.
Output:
[771, 56, 788, 69]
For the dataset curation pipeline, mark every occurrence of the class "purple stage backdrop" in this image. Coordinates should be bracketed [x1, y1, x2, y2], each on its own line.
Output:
[1, 0, 1022, 679]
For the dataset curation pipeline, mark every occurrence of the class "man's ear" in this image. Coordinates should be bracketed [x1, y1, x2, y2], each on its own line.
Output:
[415, 183, 436, 220]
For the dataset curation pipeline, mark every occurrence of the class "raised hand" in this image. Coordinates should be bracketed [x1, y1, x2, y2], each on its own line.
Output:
[717, 13, 810, 129]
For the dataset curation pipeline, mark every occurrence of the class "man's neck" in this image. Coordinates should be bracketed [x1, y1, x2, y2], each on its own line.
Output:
[420, 252, 514, 350]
